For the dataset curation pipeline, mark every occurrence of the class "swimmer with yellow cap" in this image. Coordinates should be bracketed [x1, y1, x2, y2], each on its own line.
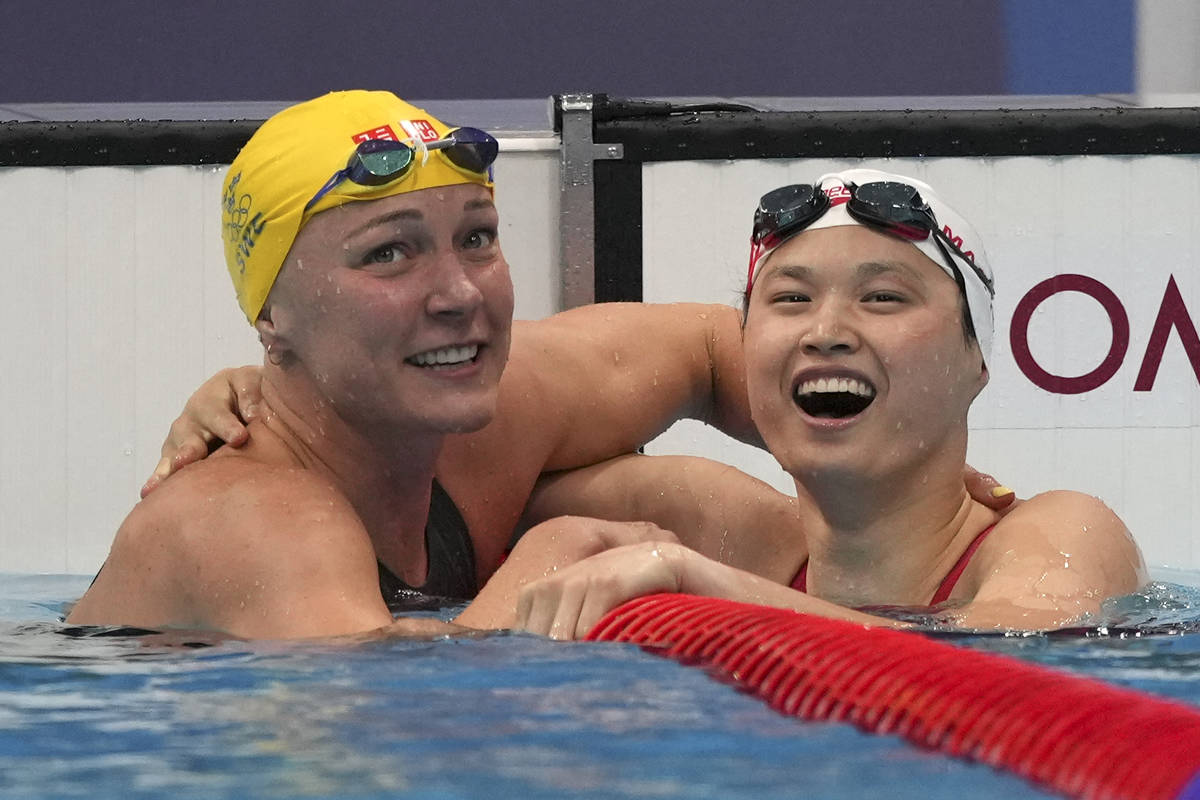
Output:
[222, 90, 497, 322]
[72, 89, 530, 637]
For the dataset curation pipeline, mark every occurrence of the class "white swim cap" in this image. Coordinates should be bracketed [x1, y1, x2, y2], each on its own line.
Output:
[748, 168, 994, 364]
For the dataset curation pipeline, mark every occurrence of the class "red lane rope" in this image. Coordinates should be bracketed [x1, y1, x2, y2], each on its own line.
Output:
[585, 594, 1200, 800]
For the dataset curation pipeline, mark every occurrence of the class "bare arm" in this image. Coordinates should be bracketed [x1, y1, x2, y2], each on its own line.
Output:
[142, 303, 1014, 519]
[514, 542, 895, 640]
[503, 302, 759, 472]
[453, 516, 680, 631]
[522, 453, 803, 581]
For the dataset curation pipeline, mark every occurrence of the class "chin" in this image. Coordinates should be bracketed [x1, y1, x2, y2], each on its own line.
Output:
[445, 411, 495, 434]
[435, 399, 498, 434]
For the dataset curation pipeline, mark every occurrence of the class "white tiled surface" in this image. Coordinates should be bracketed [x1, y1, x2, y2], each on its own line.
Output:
[643, 155, 1200, 570]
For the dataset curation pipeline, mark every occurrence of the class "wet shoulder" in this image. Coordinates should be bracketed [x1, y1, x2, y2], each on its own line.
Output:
[966, 490, 1144, 594]
[131, 455, 352, 537]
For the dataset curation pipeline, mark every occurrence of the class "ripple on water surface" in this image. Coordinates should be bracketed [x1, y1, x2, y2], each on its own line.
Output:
[1, 573, 1198, 799]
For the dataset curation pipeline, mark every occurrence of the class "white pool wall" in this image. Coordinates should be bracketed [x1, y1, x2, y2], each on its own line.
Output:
[1, 146, 1197, 574]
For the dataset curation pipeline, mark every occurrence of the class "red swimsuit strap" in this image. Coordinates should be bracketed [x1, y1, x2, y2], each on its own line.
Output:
[790, 560, 808, 592]
[929, 523, 997, 605]
[788, 523, 998, 605]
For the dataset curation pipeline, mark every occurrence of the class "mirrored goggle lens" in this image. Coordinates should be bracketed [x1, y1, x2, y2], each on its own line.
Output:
[350, 140, 417, 185]
[436, 127, 499, 174]
[753, 184, 826, 243]
[849, 182, 934, 240]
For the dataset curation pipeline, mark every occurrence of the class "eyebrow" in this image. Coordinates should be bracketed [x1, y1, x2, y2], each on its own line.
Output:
[855, 260, 928, 283]
[763, 260, 927, 284]
[345, 197, 497, 240]
[347, 208, 423, 240]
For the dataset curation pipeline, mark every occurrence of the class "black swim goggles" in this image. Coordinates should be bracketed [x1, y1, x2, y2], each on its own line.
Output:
[745, 181, 995, 300]
[303, 126, 499, 214]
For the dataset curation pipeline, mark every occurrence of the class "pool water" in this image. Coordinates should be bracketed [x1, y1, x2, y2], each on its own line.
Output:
[1, 574, 1198, 800]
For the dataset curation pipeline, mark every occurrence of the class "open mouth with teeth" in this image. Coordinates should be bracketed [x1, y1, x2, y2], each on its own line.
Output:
[794, 376, 876, 419]
[405, 344, 480, 370]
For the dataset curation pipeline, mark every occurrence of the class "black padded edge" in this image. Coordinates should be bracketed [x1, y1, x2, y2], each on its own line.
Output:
[8, 106, 1200, 167]
[593, 107, 1200, 160]
[0, 120, 262, 166]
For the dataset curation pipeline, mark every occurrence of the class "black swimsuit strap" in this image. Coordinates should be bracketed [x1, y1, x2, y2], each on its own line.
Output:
[377, 480, 477, 609]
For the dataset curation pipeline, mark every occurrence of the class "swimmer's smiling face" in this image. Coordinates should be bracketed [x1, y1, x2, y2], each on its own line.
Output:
[743, 224, 986, 482]
[260, 183, 513, 436]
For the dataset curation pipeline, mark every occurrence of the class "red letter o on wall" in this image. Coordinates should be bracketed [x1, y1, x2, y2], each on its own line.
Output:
[1009, 274, 1130, 394]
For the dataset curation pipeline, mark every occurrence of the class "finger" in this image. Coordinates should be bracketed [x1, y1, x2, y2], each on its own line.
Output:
[988, 486, 1016, 509]
[547, 581, 589, 641]
[637, 523, 679, 545]
[964, 467, 1015, 510]
[168, 436, 211, 473]
[517, 582, 561, 637]
[139, 460, 168, 499]
[575, 586, 622, 639]
[514, 584, 535, 630]
[211, 409, 250, 446]
[230, 367, 266, 417]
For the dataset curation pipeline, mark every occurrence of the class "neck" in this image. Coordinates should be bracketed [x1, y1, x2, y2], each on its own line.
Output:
[792, 433, 990, 606]
[254, 363, 444, 586]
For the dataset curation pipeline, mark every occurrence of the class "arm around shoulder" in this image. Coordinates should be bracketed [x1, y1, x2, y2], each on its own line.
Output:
[522, 453, 802, 577]
[506, 303, 758, 473]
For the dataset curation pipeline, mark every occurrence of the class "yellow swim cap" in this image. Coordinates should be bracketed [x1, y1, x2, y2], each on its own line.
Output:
[221, 90, 496, 323]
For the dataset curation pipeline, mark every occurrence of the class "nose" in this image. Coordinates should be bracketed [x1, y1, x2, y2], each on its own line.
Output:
[426, 254, 484, 320]
[800, 299, 860, 356]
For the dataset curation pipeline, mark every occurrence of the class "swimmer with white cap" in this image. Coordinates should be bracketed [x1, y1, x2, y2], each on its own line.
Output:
[505, 169, 1146, 637]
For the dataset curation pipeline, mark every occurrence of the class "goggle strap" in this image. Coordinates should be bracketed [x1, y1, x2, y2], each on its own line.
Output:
[933, 229, 995, 297]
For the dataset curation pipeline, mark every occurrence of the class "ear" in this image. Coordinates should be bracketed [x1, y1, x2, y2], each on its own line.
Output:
[254, 303, 288, 366]
[969, 356, 990, 401]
